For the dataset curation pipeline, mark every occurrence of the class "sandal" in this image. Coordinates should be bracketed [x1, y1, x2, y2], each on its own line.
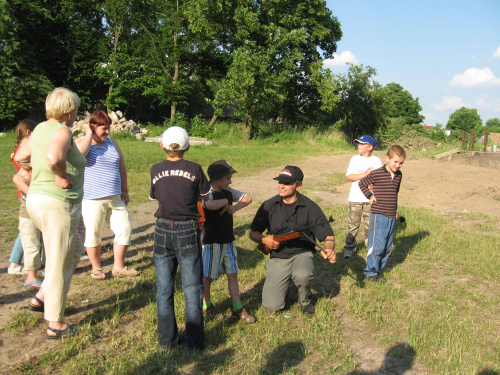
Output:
[28, 296, 44, 313]
[90, 268, 107, 280]
[47, 324, 78, 340]
[23, 280, 42, 288]
[112, 266, 139, 278]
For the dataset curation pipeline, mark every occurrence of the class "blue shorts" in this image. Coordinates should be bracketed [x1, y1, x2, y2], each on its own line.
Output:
[202, 242, 238, 279]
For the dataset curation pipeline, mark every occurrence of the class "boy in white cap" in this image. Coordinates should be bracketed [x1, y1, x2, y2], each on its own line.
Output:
[343, 135, 382, 259]
[150, 126, 211, 351]
[201, 160, 254, 323]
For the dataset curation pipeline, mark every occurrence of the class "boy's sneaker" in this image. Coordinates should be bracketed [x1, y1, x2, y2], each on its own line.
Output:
[232, 308, 255, 324]
[203, 304, 221, 318]
[302, 303, 315, 315]
[8, 265, 26, 275]
[365, 275, 387, 284]
[160, 334, 184, 351]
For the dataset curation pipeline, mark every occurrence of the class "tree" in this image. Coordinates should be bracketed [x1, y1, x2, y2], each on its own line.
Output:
[485, 118, 500, 129]
[332, 64, 385, 141]
[377, 83, 424, 125]
[0, 0, 105, 126]
[446, 107, 482, 132]
[196, 0, 342, 139]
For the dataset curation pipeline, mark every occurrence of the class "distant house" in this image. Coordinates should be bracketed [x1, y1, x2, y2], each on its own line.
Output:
[424, 124, 433, 130]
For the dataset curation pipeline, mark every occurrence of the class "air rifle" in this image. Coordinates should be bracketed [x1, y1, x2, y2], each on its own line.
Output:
[257, 216, 334, 255]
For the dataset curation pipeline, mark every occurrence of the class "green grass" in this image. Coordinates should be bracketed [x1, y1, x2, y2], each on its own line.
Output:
[1, 127, 499, 374]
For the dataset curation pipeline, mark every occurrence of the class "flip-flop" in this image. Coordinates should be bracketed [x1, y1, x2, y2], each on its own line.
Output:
[47, 324, 78, 340]
[23, 280, 42, 288]
[28, 296, 44, 312]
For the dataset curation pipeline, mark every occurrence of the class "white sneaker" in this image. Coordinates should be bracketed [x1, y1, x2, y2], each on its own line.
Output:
[8, 265, 27, 275]
[80, 254, 89, 261]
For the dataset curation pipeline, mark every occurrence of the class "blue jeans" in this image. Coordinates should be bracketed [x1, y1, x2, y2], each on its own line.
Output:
[9, 199, 24, 264]
[364, 213, 395, 277]
[153, 218, 204, 351]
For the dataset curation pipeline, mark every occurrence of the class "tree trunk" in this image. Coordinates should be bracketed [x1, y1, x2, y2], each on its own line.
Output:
[242, 114, 253, 140]
[171, 29, 179, 121]
[208, 114, 218, 127]
[171, 59, 179, 121]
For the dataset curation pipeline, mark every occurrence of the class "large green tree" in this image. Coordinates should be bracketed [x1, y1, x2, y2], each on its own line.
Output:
[0, 0, 105, 127]
[333, 64, 385, 141]
[446, 107, 482, 132]
[197, 0, 342, 139]
[377, 82, 424, 125]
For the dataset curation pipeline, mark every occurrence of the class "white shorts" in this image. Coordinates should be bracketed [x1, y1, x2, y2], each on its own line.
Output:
[82, 195, 132, 247]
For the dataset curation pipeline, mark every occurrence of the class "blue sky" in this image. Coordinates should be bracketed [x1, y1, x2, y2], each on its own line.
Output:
[323, 0, 500, 126]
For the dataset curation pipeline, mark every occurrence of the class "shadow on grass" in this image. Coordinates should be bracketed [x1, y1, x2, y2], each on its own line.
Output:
[259, 341, 305, 374]
[348, 342, 416, 374]
[125, 346, 235, 375]
[328, 226, 429, 291]
[73, 279, 156, 324]
[385, 230, 430, 273]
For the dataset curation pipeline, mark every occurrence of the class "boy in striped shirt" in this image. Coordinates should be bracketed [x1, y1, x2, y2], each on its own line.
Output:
[358, 145, 406, 283]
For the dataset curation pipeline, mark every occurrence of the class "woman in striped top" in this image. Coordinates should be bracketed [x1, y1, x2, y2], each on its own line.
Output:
[76, 110, 138, 279]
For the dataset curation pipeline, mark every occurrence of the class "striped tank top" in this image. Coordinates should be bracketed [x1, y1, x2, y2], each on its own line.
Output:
[83, 137, 121, 200]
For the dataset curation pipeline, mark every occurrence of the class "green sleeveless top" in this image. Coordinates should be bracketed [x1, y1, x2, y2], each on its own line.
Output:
[29, 121, 87, 203]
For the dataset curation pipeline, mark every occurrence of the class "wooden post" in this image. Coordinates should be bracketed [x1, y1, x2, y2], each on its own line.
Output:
[483, 127, 488, 152]
[468, 129, 475, 151]
[461, 130, 467, 151]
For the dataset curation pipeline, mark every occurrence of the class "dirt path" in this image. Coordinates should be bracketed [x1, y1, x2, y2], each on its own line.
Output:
[1, 152, 499, 373]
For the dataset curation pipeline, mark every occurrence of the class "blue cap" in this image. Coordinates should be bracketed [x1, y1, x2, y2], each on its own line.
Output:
[353, 135, 376, 147]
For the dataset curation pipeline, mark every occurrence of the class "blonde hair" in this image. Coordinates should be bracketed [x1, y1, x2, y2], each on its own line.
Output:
[45, 87, 80, 120]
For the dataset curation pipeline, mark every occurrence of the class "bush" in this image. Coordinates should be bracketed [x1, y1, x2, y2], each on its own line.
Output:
[189, 115, 212, 138]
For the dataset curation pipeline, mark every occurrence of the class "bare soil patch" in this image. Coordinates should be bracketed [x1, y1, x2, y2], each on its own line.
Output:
[1, 152, 498, 373]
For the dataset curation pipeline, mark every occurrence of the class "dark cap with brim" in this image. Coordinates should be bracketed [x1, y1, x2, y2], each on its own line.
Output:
[208, 160, 237, 182]
[273, 165, 304, 183]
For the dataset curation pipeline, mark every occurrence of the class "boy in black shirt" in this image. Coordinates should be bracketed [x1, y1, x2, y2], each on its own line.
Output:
[150, 126, 211, 351]
[202, 160, 254, 323]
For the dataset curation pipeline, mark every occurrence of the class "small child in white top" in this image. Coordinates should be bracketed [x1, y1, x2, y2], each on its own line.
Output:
[343, 135, 382, 259]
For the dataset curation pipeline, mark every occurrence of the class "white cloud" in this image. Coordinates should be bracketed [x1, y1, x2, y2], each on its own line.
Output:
[422, 112, 434, 120]
[474, 94, 491, 109]
[450, 67, 500, 87]
[493, 46, 500, 59]
[323, 51, 358, 67]
[432, 96, 466, 111]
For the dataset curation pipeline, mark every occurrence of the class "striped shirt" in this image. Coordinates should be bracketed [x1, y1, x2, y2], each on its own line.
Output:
[83, 137, 121, 200]
[359, 165, 402, 218]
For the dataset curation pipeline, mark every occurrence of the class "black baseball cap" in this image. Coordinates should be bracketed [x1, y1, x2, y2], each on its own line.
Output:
[273, 165, 304, 183]
[207, 160, 237, 182]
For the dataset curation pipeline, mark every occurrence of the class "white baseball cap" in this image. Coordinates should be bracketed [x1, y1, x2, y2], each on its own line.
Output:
[162, 126, 190, 151]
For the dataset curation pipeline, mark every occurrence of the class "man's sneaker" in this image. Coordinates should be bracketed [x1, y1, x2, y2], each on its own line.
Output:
[344, 248, 353, 259]
[302, 303, 315, 315]
[232, 308, 255, 324]
[365, 275, 387, 284]
[203, 304, 221, 318]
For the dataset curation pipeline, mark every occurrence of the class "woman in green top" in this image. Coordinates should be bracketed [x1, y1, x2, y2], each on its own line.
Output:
[15, 87, 89, 339]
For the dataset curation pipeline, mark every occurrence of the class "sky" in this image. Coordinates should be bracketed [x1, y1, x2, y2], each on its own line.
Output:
[323, 0, 500, 127]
